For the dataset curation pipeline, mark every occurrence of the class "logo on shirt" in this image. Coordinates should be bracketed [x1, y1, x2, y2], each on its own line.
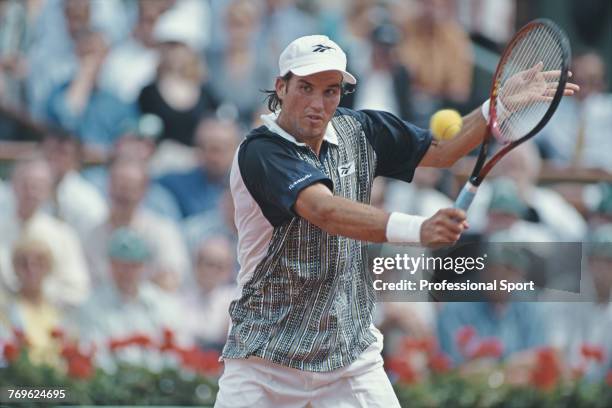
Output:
[338, 162, 355, 177]
[312, 44, 334, 53]
[289, 173, 312, 190]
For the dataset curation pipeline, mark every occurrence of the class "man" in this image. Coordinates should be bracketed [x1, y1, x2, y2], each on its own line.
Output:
[215, 35, 577, 407]
[156, 117, 239, 218]
[84, 158, 189, 292]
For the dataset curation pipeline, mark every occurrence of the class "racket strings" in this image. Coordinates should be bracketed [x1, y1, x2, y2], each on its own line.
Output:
[494, 24, 565, 143]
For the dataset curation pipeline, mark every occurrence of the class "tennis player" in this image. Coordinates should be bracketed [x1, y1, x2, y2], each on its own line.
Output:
[215, 35, 576, 407]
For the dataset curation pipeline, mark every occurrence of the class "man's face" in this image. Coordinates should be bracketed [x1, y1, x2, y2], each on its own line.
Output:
[109, 163, 147, 213]
[12, 162, 52, 218]
[277, 71, 343, 142]
[196, 121, 238, 180]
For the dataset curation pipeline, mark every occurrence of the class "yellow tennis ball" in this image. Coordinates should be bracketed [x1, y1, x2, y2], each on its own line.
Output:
[430, 109, 463, 140]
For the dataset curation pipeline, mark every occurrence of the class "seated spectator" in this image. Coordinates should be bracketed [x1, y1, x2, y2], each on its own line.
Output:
[385, 167, 452, 217]
[437, 246, 547, 365]
[538, 51, 612, 171]
[99, 0, 173, 103]
[138, 42, 219, 146]
[84, 158, 189, 292]
[73, 228, 185, 368]
[183, 189, 237, 254]
[181, 237, 238, 350]
[0, 156, 90, 307]
[396, 0, 473, 102]
[156, 117, 239, 218]
[207, 0, 272, 124]
[342, 22, 414, 121]
[42, 129, 108, 238]
[80, 124, 182, 221]
[45, 29, 138, 153]
[0, 234, 62, 367]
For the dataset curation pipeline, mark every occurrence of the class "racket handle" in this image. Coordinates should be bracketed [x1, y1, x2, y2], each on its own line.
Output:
[454, 181, 479, 211]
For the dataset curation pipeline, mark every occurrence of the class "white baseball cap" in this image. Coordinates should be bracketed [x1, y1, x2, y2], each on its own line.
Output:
[278, 35, 357, 85]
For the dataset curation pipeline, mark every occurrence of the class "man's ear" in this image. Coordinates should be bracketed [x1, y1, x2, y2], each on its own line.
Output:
[275, 77, 287, 100]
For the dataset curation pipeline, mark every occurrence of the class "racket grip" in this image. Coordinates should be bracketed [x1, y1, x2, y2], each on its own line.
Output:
[454, 181, 478, 211]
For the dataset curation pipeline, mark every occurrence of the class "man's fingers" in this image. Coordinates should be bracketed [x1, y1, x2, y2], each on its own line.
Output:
[523, 61, 544, 81]
[438, 208, 466, 222]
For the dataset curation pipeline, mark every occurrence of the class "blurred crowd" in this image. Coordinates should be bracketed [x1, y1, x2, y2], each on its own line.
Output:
[0, 0, 611, 385]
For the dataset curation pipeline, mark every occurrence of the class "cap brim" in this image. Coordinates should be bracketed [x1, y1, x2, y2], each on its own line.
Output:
[289, 63, 357, 85]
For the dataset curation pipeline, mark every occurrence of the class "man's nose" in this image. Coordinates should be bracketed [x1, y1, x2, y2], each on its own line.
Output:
[309, 94, 324, 111]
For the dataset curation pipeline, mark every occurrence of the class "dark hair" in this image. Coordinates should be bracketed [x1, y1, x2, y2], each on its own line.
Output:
[262, 72, 355, 112]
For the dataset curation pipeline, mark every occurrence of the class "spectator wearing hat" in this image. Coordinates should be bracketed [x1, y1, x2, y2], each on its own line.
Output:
[84, 158, 189, 292]
[0, 156, 90, 307]
[73, 227, 185, 360]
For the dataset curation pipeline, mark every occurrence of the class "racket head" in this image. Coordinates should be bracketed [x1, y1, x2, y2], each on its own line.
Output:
[472, 19, 571, 185]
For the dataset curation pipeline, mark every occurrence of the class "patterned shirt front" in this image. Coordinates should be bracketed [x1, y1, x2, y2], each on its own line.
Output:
[222, 107, 432, 372]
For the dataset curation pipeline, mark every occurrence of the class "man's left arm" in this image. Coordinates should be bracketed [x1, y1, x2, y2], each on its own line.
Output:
[418, 107, 487, 168]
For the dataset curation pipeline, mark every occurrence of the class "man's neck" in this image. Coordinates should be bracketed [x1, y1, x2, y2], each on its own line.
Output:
[275, 112, 324, 155]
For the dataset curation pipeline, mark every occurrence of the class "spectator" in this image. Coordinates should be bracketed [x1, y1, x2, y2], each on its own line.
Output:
[73, 228, 186, 368]
[0, 155, 90, 306]
[0, 233, 62, 366]
[385, 167, 452, 217]
[156, 117, 239, 218]
[45, 29, 138, 152]
[42, 129, 108, 238]
[395, 0, 473, 125]
[181, 237, 237, 350]
[138, 42, 219, 146]
[538, 51, 612, 171]
[84, 158, 189, 292]
[183, 189, 237, 254]
[437, 246, 547, 365]
[206, 0, 272, 124]
[80, 123, 183, 221]
[343, 22, 414, 120]
[99, 0, 173, 103]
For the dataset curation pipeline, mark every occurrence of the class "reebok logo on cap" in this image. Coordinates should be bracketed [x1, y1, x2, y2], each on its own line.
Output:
[278, 35, 357, 84]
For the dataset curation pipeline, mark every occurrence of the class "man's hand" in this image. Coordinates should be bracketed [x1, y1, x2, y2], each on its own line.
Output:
[420, 208, 468, 248]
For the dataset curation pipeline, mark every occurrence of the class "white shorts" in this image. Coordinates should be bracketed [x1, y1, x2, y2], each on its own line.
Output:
[214, 328, 400, 408]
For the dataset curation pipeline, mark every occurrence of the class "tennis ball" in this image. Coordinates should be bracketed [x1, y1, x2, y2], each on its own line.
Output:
[430, 109, 463, 140]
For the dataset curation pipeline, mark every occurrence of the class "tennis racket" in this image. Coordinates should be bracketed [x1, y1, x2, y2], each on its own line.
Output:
[454, 19, 572, 211]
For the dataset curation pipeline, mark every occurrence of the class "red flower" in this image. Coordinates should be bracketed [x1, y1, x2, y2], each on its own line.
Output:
[455, 326, 476, 354]
[160, 328, 177, 352]
[469, 338, 504, 360]
[429, 352, 452, 374]
[3, 342, 20, 362]
[606, 371, 612, 386]
[531, 347, 561, 391]
[400, 337, 437, 355]
[108, 333, 153, 352]
[386, 357, 419, 384]
[12, 328, 26, 346]
[178, 346, 222, 376]
[67, 354, 94, 380]
[580, 344, 606, 363]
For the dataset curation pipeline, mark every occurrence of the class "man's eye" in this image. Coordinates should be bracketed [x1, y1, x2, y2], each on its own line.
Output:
[301, 85, 312, 92]
[325, 89, 339, 96]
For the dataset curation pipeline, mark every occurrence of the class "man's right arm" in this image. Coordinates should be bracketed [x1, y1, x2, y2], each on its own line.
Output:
[295, 183, 468, 247]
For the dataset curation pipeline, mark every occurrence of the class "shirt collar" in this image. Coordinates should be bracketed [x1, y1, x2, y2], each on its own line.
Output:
[260, 112, 338, 146]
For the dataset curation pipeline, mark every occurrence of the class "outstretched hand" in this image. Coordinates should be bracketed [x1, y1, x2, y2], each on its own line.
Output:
[499, 61, 580, 113]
